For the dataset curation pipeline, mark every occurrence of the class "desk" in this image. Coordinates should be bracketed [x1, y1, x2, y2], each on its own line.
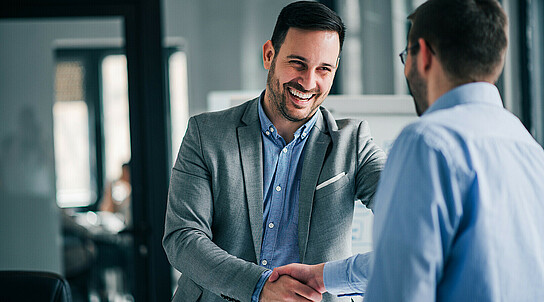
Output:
[63, 211, 134, 302]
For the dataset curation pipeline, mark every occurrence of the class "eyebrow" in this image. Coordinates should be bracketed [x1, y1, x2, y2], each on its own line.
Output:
[286, 55, 336, 68]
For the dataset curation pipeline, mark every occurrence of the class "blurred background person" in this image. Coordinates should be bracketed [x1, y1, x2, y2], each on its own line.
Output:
[100, 161, 132, 227]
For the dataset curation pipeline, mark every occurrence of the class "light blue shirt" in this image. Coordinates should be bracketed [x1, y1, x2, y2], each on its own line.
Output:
[324, 82, 544, 301]
[252, 91, 318, 301]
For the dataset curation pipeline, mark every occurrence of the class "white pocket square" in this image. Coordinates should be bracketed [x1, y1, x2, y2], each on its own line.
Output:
[316, 172, 346, 191]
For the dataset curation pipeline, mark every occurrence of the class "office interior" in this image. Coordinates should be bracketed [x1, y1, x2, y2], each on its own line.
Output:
[0, 0, 542, 301]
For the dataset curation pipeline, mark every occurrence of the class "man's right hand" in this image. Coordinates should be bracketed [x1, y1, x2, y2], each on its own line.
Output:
[259, 274, 322, 302]
[268, 263, 326, 294]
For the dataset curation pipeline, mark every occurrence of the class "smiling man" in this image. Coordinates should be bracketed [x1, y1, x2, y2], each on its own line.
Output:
[263, 27, 339, 143]
[163, 1, 386, 302]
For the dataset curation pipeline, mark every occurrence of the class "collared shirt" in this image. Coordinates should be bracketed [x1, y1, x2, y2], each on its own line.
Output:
[324, 82, 544, 301]
[252, 91, 318, 301]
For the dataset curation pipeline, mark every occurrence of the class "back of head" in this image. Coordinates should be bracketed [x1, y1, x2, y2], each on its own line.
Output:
[271, 1, 346, 53]
[408, 0, 508, 83]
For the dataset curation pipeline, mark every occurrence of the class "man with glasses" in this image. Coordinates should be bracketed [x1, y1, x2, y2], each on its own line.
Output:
[270, 0, 544, 300]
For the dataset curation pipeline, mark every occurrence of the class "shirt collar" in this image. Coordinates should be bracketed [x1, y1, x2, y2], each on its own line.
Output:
[424, 82, 504, 116]
[257, 90, 318, 142]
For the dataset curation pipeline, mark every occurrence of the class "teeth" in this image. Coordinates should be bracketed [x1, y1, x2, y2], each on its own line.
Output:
[289, 87, 313, 100]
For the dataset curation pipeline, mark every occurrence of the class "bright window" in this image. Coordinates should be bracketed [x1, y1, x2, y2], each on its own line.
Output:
[168, 51, 189, 165]
[101, 55, 131, 183]
[53, 61, 94, 207]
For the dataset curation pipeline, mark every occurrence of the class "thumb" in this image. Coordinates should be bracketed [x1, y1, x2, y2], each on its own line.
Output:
[268, 270, 279, 282]
[270, 265, 291, 282]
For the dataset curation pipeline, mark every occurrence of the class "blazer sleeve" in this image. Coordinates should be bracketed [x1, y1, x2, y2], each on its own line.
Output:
[355, 120, 387, 210]
[162, 116, 266, 301]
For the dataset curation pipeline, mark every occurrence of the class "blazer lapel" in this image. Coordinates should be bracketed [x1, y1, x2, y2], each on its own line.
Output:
[298, 110, 330, 262]
[237, 99, 264, 261]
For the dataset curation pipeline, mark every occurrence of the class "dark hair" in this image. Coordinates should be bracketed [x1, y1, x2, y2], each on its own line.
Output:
[271, 1, 345, 53]
[408, 0, 508, 81]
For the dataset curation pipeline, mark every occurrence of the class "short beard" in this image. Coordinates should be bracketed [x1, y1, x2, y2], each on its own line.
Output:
[407, 59, 428, 116]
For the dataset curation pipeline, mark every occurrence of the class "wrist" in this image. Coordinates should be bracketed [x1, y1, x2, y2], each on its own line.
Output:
[315, 263, 326, 292]
[253, 270, 272, 302]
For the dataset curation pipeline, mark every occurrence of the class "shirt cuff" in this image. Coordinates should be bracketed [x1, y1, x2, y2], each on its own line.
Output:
[251, 270, 272, 302]
[323, 252, 372, 296]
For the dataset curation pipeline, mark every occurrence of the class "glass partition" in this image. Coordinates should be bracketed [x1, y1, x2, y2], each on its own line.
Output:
[0, 17, 139, 302]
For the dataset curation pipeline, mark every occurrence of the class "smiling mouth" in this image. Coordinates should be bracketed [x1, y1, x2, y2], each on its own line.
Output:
[288, 87, 315, 101]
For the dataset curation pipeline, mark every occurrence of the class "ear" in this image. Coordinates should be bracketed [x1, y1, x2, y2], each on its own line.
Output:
[417, 37, 433, 75]
[262, 40, 275, 70]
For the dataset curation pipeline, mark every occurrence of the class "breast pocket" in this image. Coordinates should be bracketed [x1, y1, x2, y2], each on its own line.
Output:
[314, 172, 349, 200]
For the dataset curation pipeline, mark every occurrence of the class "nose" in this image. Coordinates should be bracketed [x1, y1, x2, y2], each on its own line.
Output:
[299, 69, 318, 91]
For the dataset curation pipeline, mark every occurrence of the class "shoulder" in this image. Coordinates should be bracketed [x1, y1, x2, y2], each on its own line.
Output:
[319, 106, 371, 135]
[319, 106, 385, 163]
[191, 98, 258, 128]
[193, 98, 257, 122]
[398, 112, 461, 150]
[393, 115, 472, 175]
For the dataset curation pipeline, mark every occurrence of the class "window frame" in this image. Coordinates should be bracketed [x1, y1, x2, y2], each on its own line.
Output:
[54, 46, 184, 209]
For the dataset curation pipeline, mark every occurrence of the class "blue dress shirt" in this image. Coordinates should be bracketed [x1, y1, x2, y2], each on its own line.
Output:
[252, 92, 318, 301]
[324, 82, 544, 301]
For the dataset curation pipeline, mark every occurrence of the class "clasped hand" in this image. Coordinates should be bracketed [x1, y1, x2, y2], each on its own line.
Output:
[260, 263, 326, 302]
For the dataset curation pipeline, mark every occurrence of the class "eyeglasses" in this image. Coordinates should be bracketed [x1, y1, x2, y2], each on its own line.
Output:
[399, 44, 419, 65]
[399, 41, 435, 65]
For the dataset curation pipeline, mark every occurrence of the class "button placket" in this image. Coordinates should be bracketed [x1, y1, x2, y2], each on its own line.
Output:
[267, 143, 289, 269]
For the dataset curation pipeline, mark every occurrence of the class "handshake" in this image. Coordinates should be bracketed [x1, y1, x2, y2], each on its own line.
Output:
[260, 263, 326, 302]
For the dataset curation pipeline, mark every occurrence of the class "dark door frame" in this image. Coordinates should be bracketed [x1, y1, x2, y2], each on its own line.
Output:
[2, 1, 172, 301]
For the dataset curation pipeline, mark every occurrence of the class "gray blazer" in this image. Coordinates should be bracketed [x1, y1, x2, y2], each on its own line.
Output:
[163, 98, 386, 302]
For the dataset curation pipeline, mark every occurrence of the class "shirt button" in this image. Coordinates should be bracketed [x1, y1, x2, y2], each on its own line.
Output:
[268, 222, 274, 229]
[302, 132, 307, 138]
[282, 147, 288, 153]
[275, 185, 281, 192]
[261, 260, 268, 266]
[265, 131, 270, 136]
[269, 127, 274, 133]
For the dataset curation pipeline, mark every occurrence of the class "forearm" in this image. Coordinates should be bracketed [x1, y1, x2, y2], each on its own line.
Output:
[163, 224, 266, 300]
[323, 252, 372, 296]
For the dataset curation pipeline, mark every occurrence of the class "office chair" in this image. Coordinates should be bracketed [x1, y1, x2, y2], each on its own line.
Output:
[0, 271, 72, 302]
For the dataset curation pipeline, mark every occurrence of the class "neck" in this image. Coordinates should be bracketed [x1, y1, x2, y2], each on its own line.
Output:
[276, 121, 302, 143]
[427, 65, 457, 108]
